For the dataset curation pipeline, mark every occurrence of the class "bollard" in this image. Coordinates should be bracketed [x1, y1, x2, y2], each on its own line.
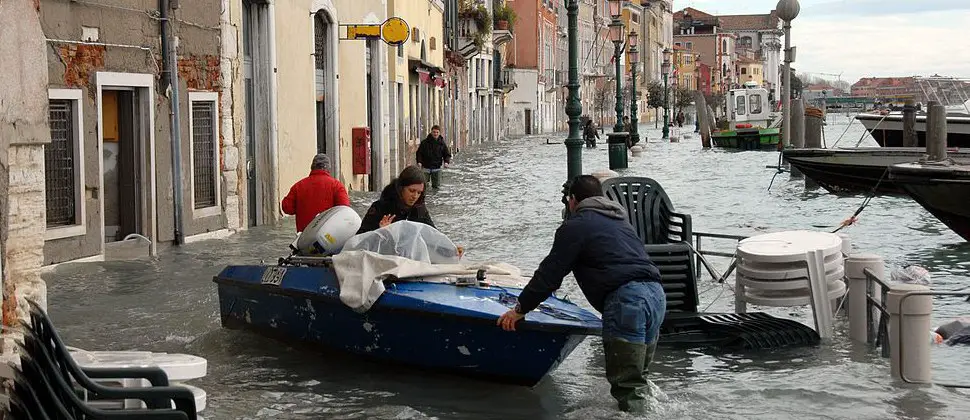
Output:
[845, 253, 884, 343]
[902, 99, 917, 147]
[925, 101, 948, 162]
[591, 169, 619, 182]
[888, 283, 933, 384]
[630, 145, 644, 157]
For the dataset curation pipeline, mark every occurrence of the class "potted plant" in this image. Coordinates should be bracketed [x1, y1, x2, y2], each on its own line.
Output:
[493, 2, 517, 31]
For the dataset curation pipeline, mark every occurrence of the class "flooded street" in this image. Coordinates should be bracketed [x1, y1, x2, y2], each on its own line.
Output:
[44, 115, 970, 419]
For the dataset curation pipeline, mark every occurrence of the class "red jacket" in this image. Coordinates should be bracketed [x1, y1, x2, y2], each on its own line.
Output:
[281, 170, 351, 232]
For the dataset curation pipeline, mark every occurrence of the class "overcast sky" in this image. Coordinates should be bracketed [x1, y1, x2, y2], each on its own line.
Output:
[678, 0, 970, 84]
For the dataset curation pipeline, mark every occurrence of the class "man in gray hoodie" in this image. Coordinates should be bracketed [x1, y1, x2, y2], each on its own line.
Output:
[497, 175, 666, 413]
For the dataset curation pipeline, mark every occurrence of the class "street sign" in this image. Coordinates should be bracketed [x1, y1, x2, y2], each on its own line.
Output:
[342, 17, 410, 46]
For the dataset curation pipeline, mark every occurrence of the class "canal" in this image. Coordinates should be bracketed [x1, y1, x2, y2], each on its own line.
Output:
[45, 115, 970, 419]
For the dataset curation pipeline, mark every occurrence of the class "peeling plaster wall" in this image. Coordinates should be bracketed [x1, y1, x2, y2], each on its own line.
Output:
[1, 0, 51, 349]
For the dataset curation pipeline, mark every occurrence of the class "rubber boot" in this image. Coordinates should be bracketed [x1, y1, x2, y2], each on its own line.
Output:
[603, 338, 649, 413]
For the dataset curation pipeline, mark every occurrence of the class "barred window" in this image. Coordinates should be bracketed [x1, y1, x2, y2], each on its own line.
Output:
[46, 100, 78, 227]
[190, 96, 219, 210]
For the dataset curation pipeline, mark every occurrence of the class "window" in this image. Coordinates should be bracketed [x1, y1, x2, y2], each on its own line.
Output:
[736, 95, 746, 115]
[749, 94, 763, 114]
[189, 91, 221, 217]
[741, 68, 747, 75]
[686, 42, 693, 50]
[45, 89, 86, 240]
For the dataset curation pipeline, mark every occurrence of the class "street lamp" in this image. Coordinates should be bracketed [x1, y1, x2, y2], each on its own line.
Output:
[607, 0, 627, 170]
[777, 0, 800, 148]
[627, 29, 640, 146]
[561, 0, 584, 218]
[661, 47, 671, 139]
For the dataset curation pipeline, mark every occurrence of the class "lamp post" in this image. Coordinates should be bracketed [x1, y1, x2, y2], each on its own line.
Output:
[627, 29, 640, 146]
[606, 0, 627, 170]
[661, 47, 671, 139]
[561, 0, 584, 218]
[777, 0, 801, 148]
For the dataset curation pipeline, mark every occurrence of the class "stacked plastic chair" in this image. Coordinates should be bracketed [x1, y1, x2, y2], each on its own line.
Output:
[734, 230, 848, 339]
[7, 299, 197, 419]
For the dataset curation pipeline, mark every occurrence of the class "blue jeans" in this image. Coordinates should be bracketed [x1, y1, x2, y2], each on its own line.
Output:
[602, 281, 666, 344]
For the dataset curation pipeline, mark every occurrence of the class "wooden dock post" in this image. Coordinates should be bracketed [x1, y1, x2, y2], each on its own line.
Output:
[695, 92, 711, 148]
[789, 99, 806, 179]
[926, 101, 948, 161]
[803, 106, 825, 189]
[792, 98, 806, 148]
[902, 99, 917, 147]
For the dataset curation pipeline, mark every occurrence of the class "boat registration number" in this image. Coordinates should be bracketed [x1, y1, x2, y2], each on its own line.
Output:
[261, 267, 287, 286]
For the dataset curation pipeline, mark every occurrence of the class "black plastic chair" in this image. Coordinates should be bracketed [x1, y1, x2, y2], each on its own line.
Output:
[14, 353, 190, 420]
[21, 299, 197, 417]
[601, 176, 692, 245]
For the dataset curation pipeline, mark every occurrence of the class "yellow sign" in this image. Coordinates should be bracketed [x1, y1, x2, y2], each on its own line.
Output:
[381, 17, 409, 45]
[344, 17, 410, 46]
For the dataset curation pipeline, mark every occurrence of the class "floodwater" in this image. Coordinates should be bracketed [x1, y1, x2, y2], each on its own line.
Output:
[45, 113, 970, 419]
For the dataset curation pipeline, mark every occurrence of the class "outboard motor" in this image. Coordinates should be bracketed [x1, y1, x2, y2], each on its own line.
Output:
[289, 206, 362, 256]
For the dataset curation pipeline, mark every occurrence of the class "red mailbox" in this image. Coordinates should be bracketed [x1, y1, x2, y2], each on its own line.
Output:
[352, 127, 371, 175]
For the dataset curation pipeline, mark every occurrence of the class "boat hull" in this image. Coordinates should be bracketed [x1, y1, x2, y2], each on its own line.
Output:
[783, 147, 970, 195]
[890, 163, 970, 241]
[214, 265, 599, 386]
[856, 113, 970, 148]
[712, 128, 781, 150]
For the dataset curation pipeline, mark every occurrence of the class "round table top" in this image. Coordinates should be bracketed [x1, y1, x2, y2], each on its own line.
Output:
[737, 230, 843, 263]
[70, 350, 207, 381]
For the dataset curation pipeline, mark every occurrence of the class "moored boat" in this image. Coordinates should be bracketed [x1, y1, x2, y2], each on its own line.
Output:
[855, 103, 970, 148]
[712, 84, 781, 150]
[783, 147, 970, 195]
[889, 162, 970, 241]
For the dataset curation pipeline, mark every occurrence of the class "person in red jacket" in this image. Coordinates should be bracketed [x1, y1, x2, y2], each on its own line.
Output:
[281, 153, 350, 232]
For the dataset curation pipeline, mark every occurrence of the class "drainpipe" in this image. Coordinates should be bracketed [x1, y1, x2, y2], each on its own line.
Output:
[160, 0, 185, 245]
[268, 1, 280, 218]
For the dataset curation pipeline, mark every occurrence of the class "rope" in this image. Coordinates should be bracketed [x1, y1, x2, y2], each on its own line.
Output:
[831, 166, 888, 233]
[766, 151, 788, 192]
[854, 112, 891, 148]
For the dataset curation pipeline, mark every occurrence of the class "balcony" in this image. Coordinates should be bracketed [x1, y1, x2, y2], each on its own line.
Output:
[494, 68, 517, 93]
[457, 3, 491, 60]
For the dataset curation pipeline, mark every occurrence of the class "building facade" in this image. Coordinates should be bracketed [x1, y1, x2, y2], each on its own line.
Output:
[39, 0, 244, 265]
[507, 0, 558, 136]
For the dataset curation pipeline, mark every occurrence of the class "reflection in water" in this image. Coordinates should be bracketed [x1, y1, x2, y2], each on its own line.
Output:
[43, 120, 970, 418]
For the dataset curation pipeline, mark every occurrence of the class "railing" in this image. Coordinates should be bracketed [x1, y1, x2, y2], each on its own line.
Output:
[862, 267, 970, 388]
[691, 231, 748, 283]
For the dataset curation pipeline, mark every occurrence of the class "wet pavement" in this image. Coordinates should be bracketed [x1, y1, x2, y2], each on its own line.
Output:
[45, 116, 970, 419]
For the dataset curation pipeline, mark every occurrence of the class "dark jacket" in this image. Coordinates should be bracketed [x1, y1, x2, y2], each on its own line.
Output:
[416, 135, 452, 169]
[357, 178, 436, 234]
[281, 169, 351, 232]
[516, 197, 662, 313]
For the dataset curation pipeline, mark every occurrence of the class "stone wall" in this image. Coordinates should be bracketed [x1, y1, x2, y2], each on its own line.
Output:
[0, 0, 51, 351]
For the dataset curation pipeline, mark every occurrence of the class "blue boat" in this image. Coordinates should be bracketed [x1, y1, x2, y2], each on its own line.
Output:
[213, 263, 602, 386]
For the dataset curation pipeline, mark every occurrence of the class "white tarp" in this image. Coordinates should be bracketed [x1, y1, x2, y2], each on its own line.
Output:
[342, 221, 461, 264]
[332, 250, 529, 312]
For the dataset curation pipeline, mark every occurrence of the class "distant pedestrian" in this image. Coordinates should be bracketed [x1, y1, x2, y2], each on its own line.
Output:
[676, 111, 685, 127]
[281, 153, 350, 232]
[416, 125, 452, 190]
[584, 119, 599, 148]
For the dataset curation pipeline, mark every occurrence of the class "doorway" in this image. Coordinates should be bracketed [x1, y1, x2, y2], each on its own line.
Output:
[95, 71, 158, 257]
[243, 0, 273, 227]
[101, 89, 142, 243]
[525, 109, 533, 135]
